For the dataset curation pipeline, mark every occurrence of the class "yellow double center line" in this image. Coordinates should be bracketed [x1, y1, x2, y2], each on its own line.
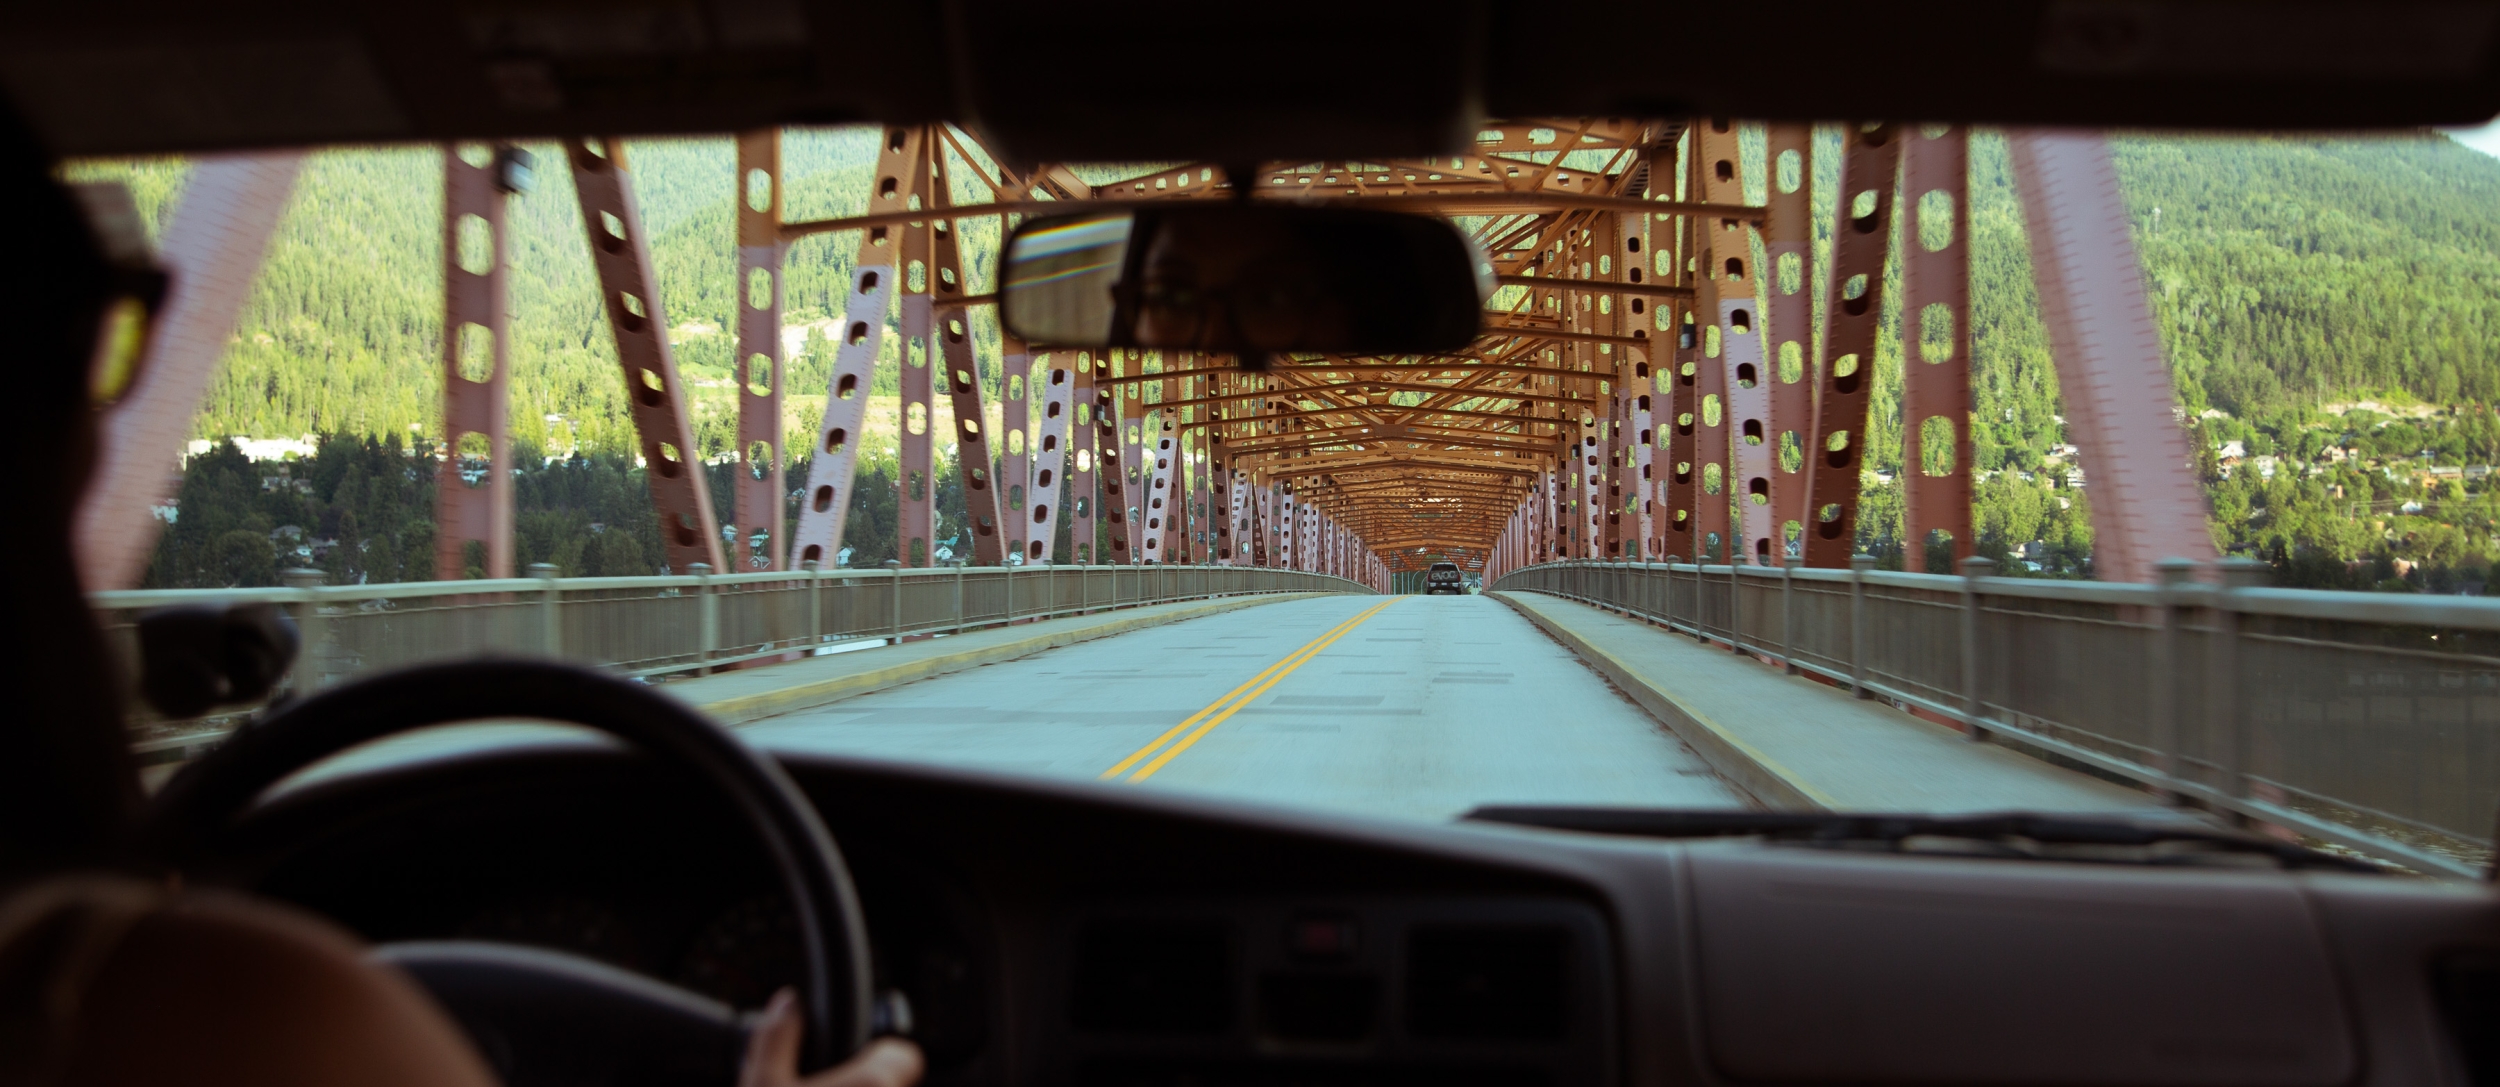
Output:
[1101, 598, 1400, 782]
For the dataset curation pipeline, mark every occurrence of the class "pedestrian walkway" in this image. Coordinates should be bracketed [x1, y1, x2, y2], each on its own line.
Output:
[1493, 590, 2162, 814]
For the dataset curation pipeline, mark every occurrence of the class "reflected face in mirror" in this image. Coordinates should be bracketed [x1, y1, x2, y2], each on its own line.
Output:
[1130, 211, 1352, 351]
[1000, 204, 1484, 355]
[1000, 214, 1135, 346]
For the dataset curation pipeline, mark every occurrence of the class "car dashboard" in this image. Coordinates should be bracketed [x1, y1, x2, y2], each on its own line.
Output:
[202, 739, 2500, 1087]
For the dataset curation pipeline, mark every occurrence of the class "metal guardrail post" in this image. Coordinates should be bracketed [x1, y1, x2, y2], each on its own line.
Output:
[1849, 554, 1874, 699]
[1004, 564, 1017, 625]
[1665, 557, 1682, 632]
[689, 563, 717, 667]
[527, 563, 561, 656]
[2216, 557, 2270, 813]
[1727, 561, 1743, 655]
[281, 567, 325, 695]
[1959, 556, 1995, 741]
[884, 559, 902, 642]
[2151, 558, 2196, 801]
[802, 559, 823, 647]
[1782, 555, 1801, 675]
[841, 564, 856, 643]
[950, 559, 966, 634]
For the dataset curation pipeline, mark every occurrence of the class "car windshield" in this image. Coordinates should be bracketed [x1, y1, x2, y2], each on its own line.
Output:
[76, 116, 2500, 876]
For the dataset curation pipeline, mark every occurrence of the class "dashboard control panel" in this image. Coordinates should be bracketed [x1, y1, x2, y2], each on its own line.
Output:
[1049, 898, 1612, 1087]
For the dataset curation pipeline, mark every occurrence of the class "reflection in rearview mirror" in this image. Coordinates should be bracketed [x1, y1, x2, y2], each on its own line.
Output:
[1000, 204, 1485, 355]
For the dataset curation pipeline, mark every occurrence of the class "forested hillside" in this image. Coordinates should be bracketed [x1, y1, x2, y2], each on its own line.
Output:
[1853, 130, 2500, 585]
[68, 132, 1011, 457]
[82, 127, 2500, 589]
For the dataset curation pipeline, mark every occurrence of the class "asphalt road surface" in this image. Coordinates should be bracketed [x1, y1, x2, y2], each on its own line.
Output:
[744, 594, 1746, 823]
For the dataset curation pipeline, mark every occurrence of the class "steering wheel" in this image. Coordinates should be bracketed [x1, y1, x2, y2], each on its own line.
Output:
[141, 659, 872, 1083]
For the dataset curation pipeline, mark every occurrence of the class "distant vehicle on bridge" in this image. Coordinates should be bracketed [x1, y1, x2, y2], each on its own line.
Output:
[1424, 562, 1465, 595]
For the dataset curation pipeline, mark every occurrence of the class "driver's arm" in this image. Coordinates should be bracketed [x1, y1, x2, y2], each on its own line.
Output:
[44, 889, 924, 1087]
[741, 988, 925, 1087]
[55, 890, 498, 1087]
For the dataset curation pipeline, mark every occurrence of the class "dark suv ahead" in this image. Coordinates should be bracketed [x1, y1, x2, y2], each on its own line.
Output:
[1425, 562, 1464, 595]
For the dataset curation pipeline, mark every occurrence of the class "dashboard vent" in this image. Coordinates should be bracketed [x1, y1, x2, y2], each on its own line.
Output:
[1404, 925, 1567, 1041]
[1072, 919, 1234, 1035]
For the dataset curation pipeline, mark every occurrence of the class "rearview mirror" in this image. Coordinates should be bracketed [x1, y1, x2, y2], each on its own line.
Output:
[999, 204, 1485, 355]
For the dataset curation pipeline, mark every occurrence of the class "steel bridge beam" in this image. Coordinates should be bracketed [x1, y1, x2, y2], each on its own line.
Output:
[77, 153, 304, 591]
[568, 138, 726, 575]
[435, 143, 516, 581]
[1801, 125, 1903, 568]
[2009, 130, 2216, 583]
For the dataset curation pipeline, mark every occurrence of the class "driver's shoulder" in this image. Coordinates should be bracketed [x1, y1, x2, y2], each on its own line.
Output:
[1, 873, 494, 1087]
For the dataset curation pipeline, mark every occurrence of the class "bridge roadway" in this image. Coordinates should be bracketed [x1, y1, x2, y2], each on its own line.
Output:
[292, 589, 2156, 820]
[741, 595, 1749, 821]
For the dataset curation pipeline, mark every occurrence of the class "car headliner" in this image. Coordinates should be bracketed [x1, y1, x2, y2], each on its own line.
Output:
[2, 2, 2494, 161]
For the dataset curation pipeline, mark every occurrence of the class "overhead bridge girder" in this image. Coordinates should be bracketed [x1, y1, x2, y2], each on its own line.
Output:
[85, 115, 2207, 600]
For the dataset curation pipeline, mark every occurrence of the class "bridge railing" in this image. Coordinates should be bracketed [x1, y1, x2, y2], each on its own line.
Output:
[1495, 558, 2500, 879]
[99, 563, 1368, 767]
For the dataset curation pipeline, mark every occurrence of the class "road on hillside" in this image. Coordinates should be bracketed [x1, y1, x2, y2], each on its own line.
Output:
[742, 594, 1746, 822]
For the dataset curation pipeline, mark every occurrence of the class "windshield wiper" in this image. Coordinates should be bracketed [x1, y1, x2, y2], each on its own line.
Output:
[1461, 807, 2384, 873]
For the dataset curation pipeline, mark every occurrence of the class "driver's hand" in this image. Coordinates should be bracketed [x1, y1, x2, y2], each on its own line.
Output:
[740, 988, 925, 1087]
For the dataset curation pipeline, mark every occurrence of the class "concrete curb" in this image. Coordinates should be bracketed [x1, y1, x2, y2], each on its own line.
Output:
[1490, 591, 1827, 812]
[700, 592, 1328, 726]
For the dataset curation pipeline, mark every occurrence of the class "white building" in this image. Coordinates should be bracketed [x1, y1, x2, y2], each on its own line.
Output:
[184, 435, 320, 464]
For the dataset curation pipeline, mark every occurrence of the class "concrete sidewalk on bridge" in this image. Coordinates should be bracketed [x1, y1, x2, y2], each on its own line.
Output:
[1492, 590, 2163, 815]
[674, 592, 1330, 726]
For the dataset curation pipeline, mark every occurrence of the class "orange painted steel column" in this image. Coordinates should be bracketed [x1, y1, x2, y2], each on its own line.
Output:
[1189, 420, 1213, 563]
[929, 148, 1005, 566]
[436, 143, 517, 581]
[1545, 460, 1567, 561]
[1696, 121, 1775, 566]
[1801, 124, 1904, 568]
[77, 153, 304, 591]
[1092, 360, 1136, 564]
[894, 130, 938, 566]
[1142, 408, 1179, 563]
[999, 337, 1031, 562]
[1619, 207, 1661, 560]
[1762, 122, 1815, 563]
[1223, 458, 1247, 564]
[1605, 380, 1628, 558]
[1686, 120, 1734, 562]
[568, 139, 725, 574]
[1026, 349, 1073, 564]
[1654, 130, 1699, 563]
[1251, 478, 1270, 568]
[1628, 353, 1656, 560]
[1278, 485, 1296, 570]
[790, 126, 910, 569]
[1900, 126, 1975, 572]
[2009, 130, 2217, 583]
[1069, 353, 1100, 564]
[1594, 212, 1632, 559]
[1576, 413, 1603, 559]
[1120, 385, 1148, 562]
[733, 130, 785, 571]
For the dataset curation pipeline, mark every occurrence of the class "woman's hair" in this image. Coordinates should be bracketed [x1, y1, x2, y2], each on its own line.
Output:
[0, 101, 141, 885]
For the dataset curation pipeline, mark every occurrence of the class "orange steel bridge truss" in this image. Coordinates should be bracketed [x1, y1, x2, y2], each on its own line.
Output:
[752, 118, 1810, 581]
[76, 118, 2222, 591]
